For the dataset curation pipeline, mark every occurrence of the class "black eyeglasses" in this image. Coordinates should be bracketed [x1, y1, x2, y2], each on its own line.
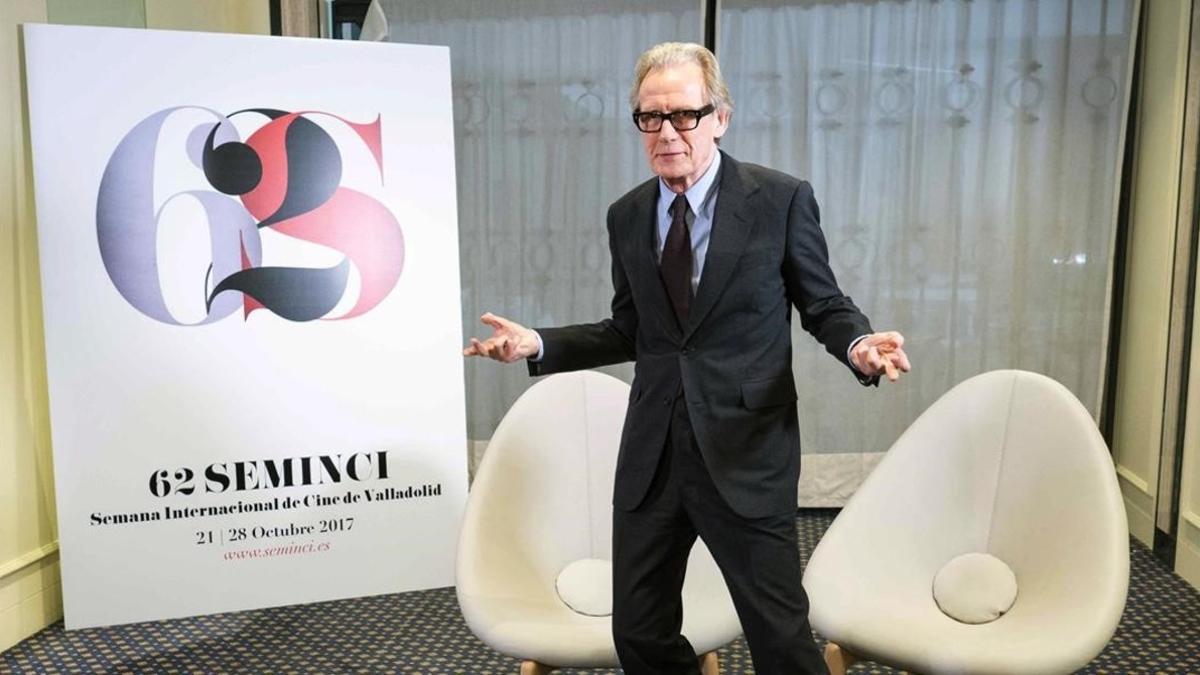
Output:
[632, 104, 716, 133]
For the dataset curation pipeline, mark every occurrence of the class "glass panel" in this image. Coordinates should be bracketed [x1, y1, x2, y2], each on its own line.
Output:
[719, 0, 1136, 470]
[382, 0, 704, 439]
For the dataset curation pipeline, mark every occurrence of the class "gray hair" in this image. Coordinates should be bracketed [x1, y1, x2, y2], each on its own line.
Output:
[628, 42, 734, 113]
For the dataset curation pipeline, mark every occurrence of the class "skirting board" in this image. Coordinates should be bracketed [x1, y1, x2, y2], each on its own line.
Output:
[1177, 510, 1200, 593]
[798, 452, 886, 508]
[0, 552, 62, 653]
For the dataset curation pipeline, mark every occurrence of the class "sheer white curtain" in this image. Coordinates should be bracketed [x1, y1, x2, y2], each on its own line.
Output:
[382, 0, 1137, 503]
[719, 0, 1137, 503]
[380, 0, 703, 446]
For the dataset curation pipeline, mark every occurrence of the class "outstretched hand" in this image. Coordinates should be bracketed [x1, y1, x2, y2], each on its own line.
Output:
[463, 312, 540, 363]
[849, 331, 912, 383]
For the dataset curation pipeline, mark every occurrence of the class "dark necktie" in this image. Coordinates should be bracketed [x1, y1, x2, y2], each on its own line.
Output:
[661, 193, 692, 328]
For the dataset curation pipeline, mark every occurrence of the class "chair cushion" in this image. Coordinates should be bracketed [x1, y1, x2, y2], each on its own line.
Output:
[555, 558, 613, 616]
[932, 552, 1018, 624]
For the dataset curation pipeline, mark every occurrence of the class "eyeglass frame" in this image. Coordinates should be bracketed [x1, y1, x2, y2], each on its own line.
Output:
[631, 104, 717, 133]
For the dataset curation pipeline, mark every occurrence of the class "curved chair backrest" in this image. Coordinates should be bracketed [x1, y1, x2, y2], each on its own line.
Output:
[458, 372, 740, 668]
[811, 370, 1127, 636]
[457, 371, 629, 600]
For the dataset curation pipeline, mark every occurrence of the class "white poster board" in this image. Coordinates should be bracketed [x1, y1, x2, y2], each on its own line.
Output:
[23, 24, 467, 629]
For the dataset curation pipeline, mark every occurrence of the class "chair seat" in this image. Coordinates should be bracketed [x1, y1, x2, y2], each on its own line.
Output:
[459, 592, 617, 667]
[811, 587, 1120, 674]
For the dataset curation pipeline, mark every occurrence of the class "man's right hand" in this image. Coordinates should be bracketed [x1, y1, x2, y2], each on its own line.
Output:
[463, 312, 540, 363]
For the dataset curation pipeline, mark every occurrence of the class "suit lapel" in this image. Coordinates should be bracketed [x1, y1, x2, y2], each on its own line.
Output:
[684, 152, 758, 341]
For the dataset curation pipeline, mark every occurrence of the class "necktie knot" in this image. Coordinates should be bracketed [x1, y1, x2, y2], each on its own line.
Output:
[670, 194, 689, 224]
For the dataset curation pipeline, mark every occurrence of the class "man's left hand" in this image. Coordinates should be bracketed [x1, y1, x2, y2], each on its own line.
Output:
[850, 331, 912, 383]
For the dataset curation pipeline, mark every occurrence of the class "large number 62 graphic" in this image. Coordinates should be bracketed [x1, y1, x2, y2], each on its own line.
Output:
[96, 107, 404, 325]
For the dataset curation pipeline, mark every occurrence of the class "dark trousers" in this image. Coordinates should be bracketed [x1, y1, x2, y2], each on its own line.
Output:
[611, 395, 828, 675]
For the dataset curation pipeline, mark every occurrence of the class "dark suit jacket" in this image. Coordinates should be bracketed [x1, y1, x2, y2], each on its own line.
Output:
[530, 151, 874, 518]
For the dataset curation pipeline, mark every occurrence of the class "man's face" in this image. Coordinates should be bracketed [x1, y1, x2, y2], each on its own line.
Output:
[637, 62, 730, 192]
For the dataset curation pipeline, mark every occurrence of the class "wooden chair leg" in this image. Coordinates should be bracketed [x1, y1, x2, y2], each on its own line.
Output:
[519, 660, 553, 675]
[823, 642, 858, 675]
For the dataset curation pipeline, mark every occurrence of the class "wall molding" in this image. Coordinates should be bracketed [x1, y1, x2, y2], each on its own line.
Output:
[1125, 495, 1157, 545]
[1119, 465, 1156, 546]
[1177, 509, 1200, 592]
[0, 542, 58, 582]
[1116, 463, 1152, 494]
[1183, 509, 1200, 532]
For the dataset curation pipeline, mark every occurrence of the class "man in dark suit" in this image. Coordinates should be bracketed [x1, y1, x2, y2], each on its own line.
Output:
[465, 42, 909, 675]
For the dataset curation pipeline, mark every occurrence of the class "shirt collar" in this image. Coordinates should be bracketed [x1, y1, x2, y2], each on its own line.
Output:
[658, 150, 721, 215]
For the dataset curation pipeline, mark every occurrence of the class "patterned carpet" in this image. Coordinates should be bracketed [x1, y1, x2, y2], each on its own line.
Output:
[4, 510, 1199, 674]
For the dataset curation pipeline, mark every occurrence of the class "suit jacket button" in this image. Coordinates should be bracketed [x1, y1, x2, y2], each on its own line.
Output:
[662, 396, 671, 406]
